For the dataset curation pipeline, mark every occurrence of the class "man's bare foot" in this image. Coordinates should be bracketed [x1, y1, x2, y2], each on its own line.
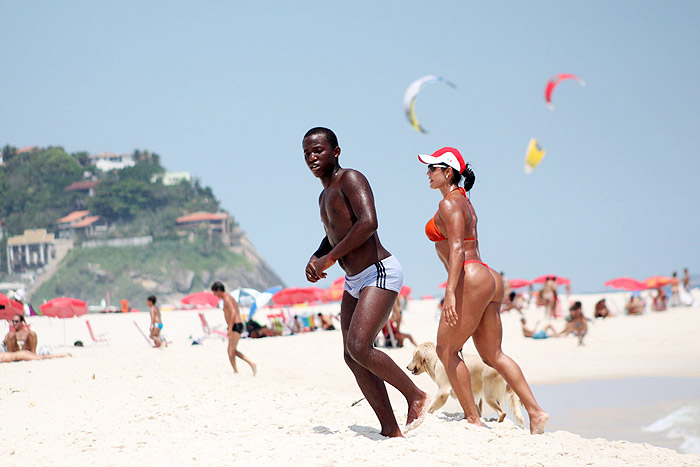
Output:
[529, 411, 549, 434]
[404, 393, 431, 433]
[251, 363, 257, 376]
[380, 428, 403, 438]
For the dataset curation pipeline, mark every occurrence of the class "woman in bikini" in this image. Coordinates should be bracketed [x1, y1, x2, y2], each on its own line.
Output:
[419, 147, 548, 434]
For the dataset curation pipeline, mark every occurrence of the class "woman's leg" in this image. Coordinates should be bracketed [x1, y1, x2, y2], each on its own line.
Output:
[472, 304, 549, 433]
[436, 265, 494, 425]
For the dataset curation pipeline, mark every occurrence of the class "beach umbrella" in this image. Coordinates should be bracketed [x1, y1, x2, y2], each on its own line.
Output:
[643, 276, 677, 289]
[0, 293, 24, 320]
[40, 297, 88, 318]
[231, 288, 260, 307]
[40, 297, 89, 344]
[508, 279, 532, 289]
[271, 287, 325, 306]
[248, 285, 282, 321]
[399, 285, 412, 298]
[531, 275, 571, 285]
[604, 277, 646, 291]
[322, 277, 345, 303]
[180, 291, 220, 307]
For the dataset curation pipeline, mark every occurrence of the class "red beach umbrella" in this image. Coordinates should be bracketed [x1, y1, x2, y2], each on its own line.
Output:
[40, 297, 88, 318]
[604, 277, 646, 291]
[39, 297, 89, 344]
[0, 293, 24, 320]
[322, 277, 345, 303]
[532, 275, 571, 285]
[508, 278, 532, 289]
[643, 276, 677, 289]
[399, 285, 412, 298]
[181, 291, 220, 307]
[272, 287, 325, 306]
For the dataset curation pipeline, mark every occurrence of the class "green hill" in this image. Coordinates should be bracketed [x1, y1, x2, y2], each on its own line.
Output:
[31, 237, 250, 306]
[0, 145, 284, 306]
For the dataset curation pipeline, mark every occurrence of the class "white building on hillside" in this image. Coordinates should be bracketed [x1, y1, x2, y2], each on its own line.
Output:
[88, 152, 135, 171]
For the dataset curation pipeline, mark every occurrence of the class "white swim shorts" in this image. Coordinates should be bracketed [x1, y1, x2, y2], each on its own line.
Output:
[344, 255, 403, 299]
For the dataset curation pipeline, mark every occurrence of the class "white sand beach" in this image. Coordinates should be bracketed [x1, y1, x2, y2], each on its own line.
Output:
[2, 291, 700, 466]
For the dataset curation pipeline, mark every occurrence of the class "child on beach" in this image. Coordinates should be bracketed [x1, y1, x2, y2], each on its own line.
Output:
[147, 295, 163, 348]
[302, 127, 429, 437]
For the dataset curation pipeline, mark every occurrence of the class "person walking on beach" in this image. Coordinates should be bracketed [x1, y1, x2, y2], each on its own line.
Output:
[303, 127, 429, 438]
[211, 281, 256, 376]
[418, 146, 548, 434]
[147, 295, 164, 348]
[541, 277, 557, 319]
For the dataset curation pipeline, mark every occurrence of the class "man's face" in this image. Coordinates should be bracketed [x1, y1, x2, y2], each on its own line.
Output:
[11, 315, 22, 331]
[303, 133, 339, 178]
[212, 290, 224, 299]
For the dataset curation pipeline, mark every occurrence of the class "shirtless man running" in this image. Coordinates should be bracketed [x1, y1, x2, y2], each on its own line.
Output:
[303, 127, 429, 437]
[211, 281, 256, 376]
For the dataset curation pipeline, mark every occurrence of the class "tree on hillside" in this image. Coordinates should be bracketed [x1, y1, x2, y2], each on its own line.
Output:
[87, 179, 162, 221]
[0, 147, 83, 234]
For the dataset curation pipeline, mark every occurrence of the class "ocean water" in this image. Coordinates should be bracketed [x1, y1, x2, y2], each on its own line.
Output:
[531, 377, 700, 454]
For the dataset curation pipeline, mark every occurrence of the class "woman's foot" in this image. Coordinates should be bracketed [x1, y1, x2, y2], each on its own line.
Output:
[529, 410, 549, 434]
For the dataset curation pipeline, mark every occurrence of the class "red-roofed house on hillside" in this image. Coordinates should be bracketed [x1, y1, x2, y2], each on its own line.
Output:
[56, 210, 107, 238]
[65, 180, 99, 197]
[176, 211, 232, 244]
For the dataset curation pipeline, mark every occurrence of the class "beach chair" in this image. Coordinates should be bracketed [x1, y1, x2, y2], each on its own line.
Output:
[199, 313, 228, 339]
[85, 320, 109, 344]
[375, 320, 398, 348]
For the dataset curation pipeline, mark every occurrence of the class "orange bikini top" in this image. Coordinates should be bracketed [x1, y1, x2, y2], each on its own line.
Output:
[425, 187, 477, 242]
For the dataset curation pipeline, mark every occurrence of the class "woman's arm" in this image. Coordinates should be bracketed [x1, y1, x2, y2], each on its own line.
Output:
[438, 197, 466, 326]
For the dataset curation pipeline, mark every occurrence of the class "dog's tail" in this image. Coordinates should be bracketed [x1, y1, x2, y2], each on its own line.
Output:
[506, 384, 526, 429]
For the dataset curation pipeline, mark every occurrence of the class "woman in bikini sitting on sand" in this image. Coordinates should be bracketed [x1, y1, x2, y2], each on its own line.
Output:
[418, 147, 549, 434]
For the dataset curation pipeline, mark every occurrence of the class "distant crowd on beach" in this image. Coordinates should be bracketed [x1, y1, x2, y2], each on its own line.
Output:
[499, 267, 696, 346]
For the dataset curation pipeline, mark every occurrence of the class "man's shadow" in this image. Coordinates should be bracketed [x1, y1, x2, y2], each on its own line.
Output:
[348, 424, 393, 440]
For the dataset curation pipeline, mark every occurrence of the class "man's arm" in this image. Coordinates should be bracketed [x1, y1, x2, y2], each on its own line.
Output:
[305, 171, 378, 282]
[322, 170, 379, 260]
[222, 297, 234, 330]
[312, 237, 332, 259]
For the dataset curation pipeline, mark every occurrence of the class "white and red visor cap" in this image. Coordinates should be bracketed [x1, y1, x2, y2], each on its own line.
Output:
[417, 147, 466, 173]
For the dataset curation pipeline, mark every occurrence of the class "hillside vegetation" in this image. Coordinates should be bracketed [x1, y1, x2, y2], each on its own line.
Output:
[1, 145, 284, 306]
[31, 237, 248, 306]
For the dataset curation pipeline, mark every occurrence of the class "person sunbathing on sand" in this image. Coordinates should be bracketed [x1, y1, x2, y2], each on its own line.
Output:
[520, 319, 559, 339]
[303, 127, 429, 437]
[1, 350, 69, 363]
[559, 301, 589, 345]
[3, 315, 38, 353]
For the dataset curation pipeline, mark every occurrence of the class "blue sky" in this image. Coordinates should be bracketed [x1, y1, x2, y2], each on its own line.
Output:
[2, 1, 698, 297]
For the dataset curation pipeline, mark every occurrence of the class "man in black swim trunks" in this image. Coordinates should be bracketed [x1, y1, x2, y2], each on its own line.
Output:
[212, 281, 257, 375]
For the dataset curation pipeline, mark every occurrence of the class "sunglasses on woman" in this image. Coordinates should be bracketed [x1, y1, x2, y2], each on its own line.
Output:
[428, 164, 449, 172]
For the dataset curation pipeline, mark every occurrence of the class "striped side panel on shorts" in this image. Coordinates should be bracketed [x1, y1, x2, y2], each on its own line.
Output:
[374, 260, 386, 289]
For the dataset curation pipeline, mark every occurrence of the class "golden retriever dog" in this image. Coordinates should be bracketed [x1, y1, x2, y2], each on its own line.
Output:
[406, 342, 525, 428]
